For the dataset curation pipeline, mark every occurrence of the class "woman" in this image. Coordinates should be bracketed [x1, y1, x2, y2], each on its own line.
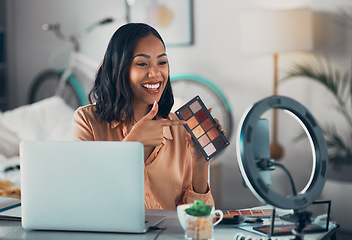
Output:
[72, 23, 215, 210]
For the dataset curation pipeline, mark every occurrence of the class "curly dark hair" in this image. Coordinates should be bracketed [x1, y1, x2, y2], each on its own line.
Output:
[88, 23, 174, 123]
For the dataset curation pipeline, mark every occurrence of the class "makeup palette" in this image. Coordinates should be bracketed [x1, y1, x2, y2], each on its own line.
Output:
[175, 96, 230, 161]
[216, 208, 278, 224]
[221, 209, 277, 218]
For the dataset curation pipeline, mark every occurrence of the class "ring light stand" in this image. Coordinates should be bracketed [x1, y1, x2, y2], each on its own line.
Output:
[236, 95, 328, 239]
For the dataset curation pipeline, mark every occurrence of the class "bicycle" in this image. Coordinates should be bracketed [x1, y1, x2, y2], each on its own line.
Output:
[29, 20, 234, 140]
[28, 17, 114, 110]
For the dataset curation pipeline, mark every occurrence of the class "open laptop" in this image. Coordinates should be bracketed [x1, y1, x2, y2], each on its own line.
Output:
[20, 141, 165, 233]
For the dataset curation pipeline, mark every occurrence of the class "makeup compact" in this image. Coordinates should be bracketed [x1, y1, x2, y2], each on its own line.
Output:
[175, 96, 230, 161]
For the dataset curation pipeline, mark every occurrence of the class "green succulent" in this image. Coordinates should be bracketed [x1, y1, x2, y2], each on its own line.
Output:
[185, 200, 212, 217]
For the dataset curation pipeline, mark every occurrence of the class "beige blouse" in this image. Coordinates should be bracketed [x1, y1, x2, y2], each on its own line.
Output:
[72, 104, 214, 210]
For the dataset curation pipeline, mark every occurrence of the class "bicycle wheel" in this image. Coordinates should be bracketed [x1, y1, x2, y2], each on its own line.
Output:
[28, 70, 86, 109]
[170, 74, 234, 140]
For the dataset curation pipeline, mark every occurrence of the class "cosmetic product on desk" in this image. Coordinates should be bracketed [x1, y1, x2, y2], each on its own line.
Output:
[216, 208, 278, 224]
[175, 96, 230, 161]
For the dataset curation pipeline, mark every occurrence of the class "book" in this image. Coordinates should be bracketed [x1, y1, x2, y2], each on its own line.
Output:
[0, 197, 21, 221]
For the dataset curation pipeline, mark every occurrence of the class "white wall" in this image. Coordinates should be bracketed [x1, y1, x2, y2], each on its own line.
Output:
[6, 0, 352, 209]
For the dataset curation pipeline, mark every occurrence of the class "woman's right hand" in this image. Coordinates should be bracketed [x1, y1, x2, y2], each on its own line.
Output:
[123, 102, 185, 147]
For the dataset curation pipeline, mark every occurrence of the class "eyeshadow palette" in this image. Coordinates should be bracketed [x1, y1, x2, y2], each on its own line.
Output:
[175, 96, 230, 161]
[215, 208, 277, 224]
[221, 209, 277, 218]
[216, 208, 278, 225]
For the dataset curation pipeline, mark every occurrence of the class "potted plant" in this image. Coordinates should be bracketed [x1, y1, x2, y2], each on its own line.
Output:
[283, 56, 352, 232]
[283, 57, 352, 179]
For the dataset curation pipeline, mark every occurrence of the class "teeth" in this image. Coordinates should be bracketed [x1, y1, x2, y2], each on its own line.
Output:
[142, 83, 160, 90]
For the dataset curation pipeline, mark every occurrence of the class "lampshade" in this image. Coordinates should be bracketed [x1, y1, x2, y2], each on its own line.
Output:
[249, 0, 313, 10]
[239, 8, 313, 55]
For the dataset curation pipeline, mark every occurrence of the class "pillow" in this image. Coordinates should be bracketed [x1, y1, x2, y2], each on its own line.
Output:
[1, 97, 75, 141]
[0, 112, 20, 157]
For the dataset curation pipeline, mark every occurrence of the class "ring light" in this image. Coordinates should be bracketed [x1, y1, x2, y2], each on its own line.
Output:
[236, 96, 328, 210]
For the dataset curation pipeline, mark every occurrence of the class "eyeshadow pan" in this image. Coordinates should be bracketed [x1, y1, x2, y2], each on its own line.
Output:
[251, 210, 263, 216]
[240, 210, 251, 215]
[207, 127, 219, 140]
[198, 134, 210, 147]
[187, 116, 198, 129]
[201, 118, 213, 132]
[180, 107, 192, 120]
[195, 109, 207, 123]
[204, 143, 216, 156]
[229, 211, 240, 215]
[189, 101, 202, 113]
[192, 125, 205, 139]
[213, 136, 225, 150]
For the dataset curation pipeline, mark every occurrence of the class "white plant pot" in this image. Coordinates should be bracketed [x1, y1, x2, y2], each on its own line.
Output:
[320, 179, 352, 232]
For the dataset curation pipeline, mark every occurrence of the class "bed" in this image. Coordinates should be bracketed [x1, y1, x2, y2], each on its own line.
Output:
[0, 97, 75, 199]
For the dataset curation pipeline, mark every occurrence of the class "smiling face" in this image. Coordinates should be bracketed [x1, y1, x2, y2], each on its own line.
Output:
[129, 34, 169, 111]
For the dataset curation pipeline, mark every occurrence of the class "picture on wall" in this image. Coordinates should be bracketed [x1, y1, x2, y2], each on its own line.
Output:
[126, 0, 194, 46]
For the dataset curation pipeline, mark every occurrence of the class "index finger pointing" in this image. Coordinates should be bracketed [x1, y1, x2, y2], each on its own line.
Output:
[160, 119, 186, 126]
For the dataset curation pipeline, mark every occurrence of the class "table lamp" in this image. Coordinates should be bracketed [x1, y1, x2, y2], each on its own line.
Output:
[239, 8, 313, 160]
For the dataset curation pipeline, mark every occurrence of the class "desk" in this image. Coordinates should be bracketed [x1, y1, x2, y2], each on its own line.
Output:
[0, 210, 337, 240]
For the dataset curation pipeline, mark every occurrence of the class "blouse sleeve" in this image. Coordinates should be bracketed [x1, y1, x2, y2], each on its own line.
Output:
[182, 184, 214, 207]
[72, 107, 94, 141]
[179, 133, 215, 207]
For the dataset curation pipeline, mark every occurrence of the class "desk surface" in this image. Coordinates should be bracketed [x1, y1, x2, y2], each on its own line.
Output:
[0, 210, 337, 240]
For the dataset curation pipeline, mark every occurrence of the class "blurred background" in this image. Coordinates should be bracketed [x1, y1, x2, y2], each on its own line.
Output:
[1, 0, 352, 235]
